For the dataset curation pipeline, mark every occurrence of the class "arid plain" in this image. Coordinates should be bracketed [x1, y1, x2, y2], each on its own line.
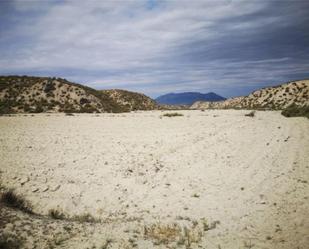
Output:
[0, 110, 308, 249]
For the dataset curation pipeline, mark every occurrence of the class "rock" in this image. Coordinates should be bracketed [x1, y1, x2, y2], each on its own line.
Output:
[51, 185, 61, 192]
[32, 187, 39, 193]
[42, 186, 49, 192]
[20, 176, 30, 185]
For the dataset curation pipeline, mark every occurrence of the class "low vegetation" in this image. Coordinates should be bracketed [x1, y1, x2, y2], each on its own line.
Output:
[245, 111, 255, 117]
[0, 189, 33, 214]
[144, 223, 182, 245]
[48, 208, 99, 223]
[72, 213, 98, 223]
[48, 209, 66, 220]
[0, 233, 23, 249]
[162, 112, 184, 117]
[281, 105, 309, 118]
[143, 221, 206, 247]
[1, 183, 98, 224]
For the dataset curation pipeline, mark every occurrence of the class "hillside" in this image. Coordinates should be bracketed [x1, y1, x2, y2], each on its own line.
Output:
[0, 76, 157, 113]
[191, 80, 309, 110]
[101, 89, 158, 111]
[156, 92, 226, 105]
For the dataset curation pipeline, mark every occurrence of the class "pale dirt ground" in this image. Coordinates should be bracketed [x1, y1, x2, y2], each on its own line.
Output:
[0, 110, 308, 249]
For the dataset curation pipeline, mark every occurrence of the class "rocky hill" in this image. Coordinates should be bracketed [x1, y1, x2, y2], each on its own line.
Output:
[0, 76, 157, 113]
[191, 79, 309, 110]
[101, 89, 158, 111]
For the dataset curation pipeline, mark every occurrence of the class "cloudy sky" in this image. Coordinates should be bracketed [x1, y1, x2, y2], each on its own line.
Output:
[0, 0, 308, 98]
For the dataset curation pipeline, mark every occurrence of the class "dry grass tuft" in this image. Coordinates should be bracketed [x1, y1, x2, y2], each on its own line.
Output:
[48, 209, 66, 220]
[0, 189, 33, 214]
[72, 213, 98, 223]
[144, 223, 182, 245]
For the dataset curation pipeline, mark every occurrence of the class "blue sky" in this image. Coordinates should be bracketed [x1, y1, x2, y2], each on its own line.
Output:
[0, 0, 308, 98]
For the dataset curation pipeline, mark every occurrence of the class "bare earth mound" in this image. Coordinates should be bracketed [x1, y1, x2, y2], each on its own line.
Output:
[0, 110, 308, 248]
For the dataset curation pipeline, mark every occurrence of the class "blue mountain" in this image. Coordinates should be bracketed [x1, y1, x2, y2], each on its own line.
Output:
[155, 92, 226, 105]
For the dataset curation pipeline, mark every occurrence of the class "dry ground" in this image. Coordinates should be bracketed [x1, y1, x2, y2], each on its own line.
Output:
[0, 110, 308, 249]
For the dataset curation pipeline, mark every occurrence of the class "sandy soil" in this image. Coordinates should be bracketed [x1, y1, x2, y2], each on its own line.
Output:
[0, 110, 308, 249]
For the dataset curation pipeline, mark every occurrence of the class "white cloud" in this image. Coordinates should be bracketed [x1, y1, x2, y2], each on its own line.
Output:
[0, 0, 308, 97]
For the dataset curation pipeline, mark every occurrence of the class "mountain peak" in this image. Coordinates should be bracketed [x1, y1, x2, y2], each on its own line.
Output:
[155, 92, 226, 105]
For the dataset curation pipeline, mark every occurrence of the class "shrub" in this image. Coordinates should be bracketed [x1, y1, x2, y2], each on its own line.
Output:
[245, 111, 255, 117]
[43, 81, 56, 93]
[0, 234, 23, 249]
[80, 98, 90, 105]
[144, 223, 182, 245]
[0, 189, 33, 214]
[162, 112, 184, 117]
[48, 209, 66, 219]
[32, 105, 44, 113]
[144, 221, 205, 247]
[72, 213, 98, 223]
[281, 105, 309, 118]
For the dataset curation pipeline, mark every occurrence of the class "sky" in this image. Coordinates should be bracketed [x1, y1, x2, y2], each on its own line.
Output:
[0, 0, 308, 98]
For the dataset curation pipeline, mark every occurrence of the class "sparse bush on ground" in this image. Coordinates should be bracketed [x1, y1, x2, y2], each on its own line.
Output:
[72, 213, 98, 223]
[49, 209, 100, 223]
[144, 221, 205, 247]
[43, 81, 56, 93]
[245, 111, 255, 117]
[281, 105, 309, 118]
[0, 189, 33, 214]
[0, 233, 23, 249]
[144, 223, 182, 245]
[162, 112, 184, 117]
[48, 209, 66, 220]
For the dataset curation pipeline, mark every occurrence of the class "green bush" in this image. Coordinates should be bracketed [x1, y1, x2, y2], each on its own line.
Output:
[245, 111, 255, 117]
[43, 81, 56, 93]
[281, 105, 309, 118]
[162, 112, 184, 117]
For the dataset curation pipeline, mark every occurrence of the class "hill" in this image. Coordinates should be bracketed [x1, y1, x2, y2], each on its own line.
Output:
[191, 80, 309, 110]
[155, 92, 226, 105]
[101, 89, 157, 111]
[0, 76, 157, 113]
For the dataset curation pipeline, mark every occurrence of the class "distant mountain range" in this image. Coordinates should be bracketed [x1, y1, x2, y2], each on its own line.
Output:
[155, 92, 226, 105]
